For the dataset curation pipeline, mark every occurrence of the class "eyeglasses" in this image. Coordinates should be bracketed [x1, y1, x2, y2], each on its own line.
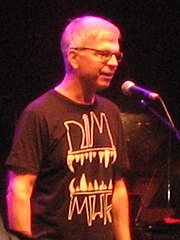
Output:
[71, 47, 123, 63]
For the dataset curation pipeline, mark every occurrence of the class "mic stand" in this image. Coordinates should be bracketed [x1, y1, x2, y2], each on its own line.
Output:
[140, 96, 179, 209]
[134, 96, 179, 227]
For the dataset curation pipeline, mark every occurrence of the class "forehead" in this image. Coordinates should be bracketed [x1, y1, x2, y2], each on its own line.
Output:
[86, 35, 120, 51]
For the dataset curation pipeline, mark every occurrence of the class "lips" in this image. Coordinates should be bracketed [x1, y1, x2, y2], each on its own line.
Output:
[99, 71, 116, 81]
[101, 72, 115, 77]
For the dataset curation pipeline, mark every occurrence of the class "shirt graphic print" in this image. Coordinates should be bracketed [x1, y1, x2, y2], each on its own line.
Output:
[64, 111, 117, 226]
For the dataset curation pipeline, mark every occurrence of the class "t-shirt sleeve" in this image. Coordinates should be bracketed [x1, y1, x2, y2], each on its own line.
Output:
[6, 108, 48, 174]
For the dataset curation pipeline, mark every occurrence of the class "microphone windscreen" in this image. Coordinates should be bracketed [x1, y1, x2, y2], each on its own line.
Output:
[121, 80, 135, 95]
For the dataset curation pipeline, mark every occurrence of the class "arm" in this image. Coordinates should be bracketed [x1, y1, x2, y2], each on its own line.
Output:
[6, 170, 37, 237]
[112, 178, 132, 240]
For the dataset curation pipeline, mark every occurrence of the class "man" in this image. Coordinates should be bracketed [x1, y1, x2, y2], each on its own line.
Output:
[6, 15, 132, 240]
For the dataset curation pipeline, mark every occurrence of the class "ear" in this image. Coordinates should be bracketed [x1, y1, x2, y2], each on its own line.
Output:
[67, 49, 79, 69]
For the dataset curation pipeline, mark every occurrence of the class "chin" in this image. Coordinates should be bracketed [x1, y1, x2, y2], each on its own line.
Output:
[97, 83, 110, 91]
[94, 76, 112, 91]
[100, 79, 111, 88]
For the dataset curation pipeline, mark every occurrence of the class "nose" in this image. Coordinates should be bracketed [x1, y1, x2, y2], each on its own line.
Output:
[107, 54, 119, 66]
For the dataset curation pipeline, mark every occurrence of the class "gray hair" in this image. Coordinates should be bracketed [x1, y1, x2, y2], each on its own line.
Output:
[60, 15, 121, 70]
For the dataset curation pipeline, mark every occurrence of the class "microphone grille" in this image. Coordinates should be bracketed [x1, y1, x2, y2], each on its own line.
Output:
[121, 80, 135, 95]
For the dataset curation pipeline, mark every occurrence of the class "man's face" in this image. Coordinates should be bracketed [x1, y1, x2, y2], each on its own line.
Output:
[72, 36, 122, 92]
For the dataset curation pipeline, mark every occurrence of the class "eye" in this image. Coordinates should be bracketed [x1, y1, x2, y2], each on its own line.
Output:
[100, 51, 111, 58]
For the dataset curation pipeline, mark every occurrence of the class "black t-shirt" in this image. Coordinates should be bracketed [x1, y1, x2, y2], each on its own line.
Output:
[6, 90, 130, 240]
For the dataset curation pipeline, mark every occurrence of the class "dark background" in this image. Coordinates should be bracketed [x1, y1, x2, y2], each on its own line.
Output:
[1, 0, 179, 229]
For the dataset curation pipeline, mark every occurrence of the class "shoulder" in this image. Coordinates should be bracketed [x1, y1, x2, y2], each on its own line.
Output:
[17, 89, 62, 123]
[26, 89, 58, 111]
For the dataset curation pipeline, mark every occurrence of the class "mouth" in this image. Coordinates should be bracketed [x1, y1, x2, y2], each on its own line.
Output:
[100, 72, 115, 80]
[101, 72, 114, 77]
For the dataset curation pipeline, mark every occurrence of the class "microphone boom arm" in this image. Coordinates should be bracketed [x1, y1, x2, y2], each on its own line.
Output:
[140, 98, 180, 141]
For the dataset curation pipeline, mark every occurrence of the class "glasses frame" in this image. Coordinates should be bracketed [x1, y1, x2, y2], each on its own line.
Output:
[71, 47, 123, 63]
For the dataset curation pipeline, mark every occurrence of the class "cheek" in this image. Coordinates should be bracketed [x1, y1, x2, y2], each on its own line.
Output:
[79, 62, 102, 76]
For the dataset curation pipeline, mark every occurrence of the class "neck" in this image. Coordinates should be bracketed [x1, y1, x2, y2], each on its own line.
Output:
[54, 74, 95, 105]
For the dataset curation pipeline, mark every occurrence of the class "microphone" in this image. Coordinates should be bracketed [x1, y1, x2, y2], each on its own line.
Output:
[121, 80, 159, 100]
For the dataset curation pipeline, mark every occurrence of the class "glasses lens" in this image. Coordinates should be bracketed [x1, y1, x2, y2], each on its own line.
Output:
[115, 52, 123, 62]
[100, 51, 123, 63]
